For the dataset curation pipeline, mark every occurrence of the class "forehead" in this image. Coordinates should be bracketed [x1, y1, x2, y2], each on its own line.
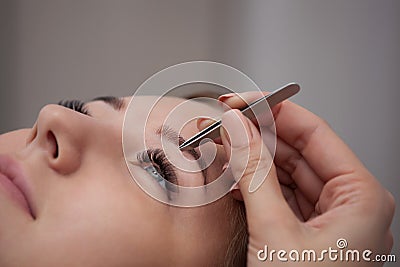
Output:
[123, 95, 188, 111]
[124, 95, 220, 127]
[122, 95, 221, 149]
[124, 96, 195, 137]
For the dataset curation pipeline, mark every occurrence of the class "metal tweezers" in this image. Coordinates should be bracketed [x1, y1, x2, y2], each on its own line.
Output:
[179, 82, 300, 150]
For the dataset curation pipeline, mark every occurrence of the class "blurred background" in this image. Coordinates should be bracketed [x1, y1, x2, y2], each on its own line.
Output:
[1, 0, 399, 264]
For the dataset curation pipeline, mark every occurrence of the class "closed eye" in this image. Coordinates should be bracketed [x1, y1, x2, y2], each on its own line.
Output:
[58, 99, 90, 116]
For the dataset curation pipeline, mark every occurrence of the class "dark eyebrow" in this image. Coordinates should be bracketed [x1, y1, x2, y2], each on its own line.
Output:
[91, 96, 124, 111]
[155, 125, 208, 184]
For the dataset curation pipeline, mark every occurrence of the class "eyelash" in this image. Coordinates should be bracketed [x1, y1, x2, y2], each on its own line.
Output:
[137, 148, 178, 187]
[58, 100, 90, 116]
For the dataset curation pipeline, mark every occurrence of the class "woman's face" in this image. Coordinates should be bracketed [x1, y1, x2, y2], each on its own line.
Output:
[0, 96, 232, 267]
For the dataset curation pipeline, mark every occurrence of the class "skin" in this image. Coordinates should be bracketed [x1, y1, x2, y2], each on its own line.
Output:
[211, 92, 395, 267]
[3, 91, 391, 267]
[0, 96, 232, 267]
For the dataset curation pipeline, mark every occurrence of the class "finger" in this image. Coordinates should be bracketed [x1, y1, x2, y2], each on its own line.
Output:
[220, 92, 367, 182]
[293, 189, 315, 221]
[197, 117, 217, 130]
[219, 91, 261, 108]
[214, 99, 325, 204]
[271, 132, 324, 204]
[197, 117, 222, 145]
[276, 165, 295, 186]
[274, 101, 367, 182]
[220, 109, 299, 231]
[277, 166, 315, 221]
[219, 91, 275, 111]
[219, 91, 282, 127]
[280, 184, 304, 221]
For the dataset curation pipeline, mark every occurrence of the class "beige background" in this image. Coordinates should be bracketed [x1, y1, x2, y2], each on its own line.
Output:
[1, 0, 399, 265]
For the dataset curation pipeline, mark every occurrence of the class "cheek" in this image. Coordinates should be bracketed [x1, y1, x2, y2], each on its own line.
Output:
[176, 170, 205, 187]
[0, 129, 30, 154]
[32, 169, 173, 265]
[46, 163, 143, 228]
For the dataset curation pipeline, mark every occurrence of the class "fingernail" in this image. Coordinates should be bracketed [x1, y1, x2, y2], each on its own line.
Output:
[197, 118, 214, 130]
[221, 110, 252, 148]
[218, 93, 236, 102]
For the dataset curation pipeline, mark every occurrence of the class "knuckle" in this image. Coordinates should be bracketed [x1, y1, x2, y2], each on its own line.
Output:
[284, 152, 302, 174]
[321, 175, 365, 210]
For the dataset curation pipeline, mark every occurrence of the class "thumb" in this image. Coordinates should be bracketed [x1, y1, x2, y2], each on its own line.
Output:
[220, 109, 298, 229]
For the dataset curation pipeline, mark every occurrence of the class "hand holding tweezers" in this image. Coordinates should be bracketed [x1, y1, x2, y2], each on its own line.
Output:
[179, 83, 300, 150]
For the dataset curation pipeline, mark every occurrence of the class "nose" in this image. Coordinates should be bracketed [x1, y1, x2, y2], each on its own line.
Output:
[29, 104, 90, 175]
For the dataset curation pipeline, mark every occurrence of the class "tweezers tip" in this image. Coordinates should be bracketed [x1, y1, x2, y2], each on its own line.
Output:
[179, 143, 192, 151]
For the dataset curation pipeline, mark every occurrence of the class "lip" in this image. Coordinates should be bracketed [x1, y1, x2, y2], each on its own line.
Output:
[0, 155, 35, 219]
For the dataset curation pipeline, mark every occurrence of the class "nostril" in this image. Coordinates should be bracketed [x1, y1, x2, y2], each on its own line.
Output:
[46, 131, 59, 158]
